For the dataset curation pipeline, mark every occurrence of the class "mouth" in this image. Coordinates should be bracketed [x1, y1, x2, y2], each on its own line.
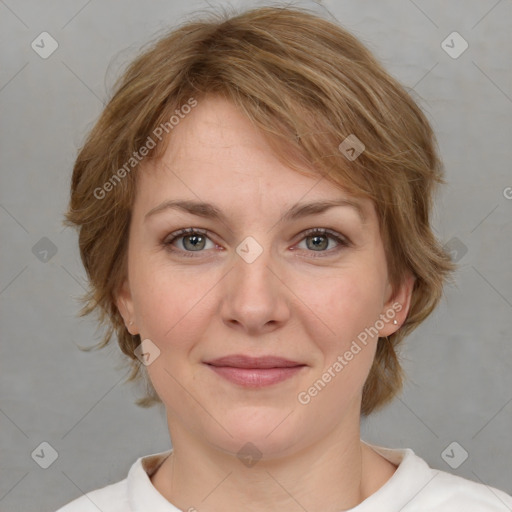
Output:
[204, 355, 307, 388]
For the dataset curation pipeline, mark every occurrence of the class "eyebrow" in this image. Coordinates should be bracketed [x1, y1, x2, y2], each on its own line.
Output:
[144, 198, 366, 224]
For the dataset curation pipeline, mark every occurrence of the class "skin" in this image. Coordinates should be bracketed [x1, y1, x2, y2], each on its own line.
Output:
[116, 95, 414, 511]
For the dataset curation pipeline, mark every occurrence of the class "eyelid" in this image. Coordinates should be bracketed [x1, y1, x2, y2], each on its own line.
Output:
[163, 227, 210, 243]
[298, 227, 350, 244]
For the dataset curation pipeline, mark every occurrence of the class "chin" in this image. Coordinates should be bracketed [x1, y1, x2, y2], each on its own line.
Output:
[203, 408, 308, 460]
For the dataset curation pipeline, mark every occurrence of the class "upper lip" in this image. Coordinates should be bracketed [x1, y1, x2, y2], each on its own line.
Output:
[205, 355, 305, 369]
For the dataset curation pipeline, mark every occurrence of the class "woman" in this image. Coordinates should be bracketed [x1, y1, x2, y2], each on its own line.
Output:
[57, 5, 512, 511]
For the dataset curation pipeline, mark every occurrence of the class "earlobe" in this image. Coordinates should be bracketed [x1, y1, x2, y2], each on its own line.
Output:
[379, 272, 415, 337]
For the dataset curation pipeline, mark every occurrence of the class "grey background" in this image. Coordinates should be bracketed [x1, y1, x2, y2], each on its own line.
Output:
[1, 0, 511, 510]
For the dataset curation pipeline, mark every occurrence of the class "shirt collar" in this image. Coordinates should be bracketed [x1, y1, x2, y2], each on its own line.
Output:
[127, 442, 435, 512]
[127, 449, 180, 512]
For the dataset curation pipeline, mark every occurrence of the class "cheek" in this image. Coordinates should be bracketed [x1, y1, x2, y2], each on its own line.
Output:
[299, 275, 384, 411]
[301, 268, 387, 346]
[133, 268, 212, 402]
[130, 262, 214, 347]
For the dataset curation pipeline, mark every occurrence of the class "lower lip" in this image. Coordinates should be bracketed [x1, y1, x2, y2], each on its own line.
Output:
[206, 365, 305, 388]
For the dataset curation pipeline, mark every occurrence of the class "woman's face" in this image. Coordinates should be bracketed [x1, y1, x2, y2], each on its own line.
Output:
[117, 95, 411, 458]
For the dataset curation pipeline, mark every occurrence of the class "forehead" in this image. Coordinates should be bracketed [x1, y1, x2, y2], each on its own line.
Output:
[135, 95, 373, 220]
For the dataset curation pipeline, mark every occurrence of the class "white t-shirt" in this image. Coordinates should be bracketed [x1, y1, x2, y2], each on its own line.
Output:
[55, 442, 512, 511]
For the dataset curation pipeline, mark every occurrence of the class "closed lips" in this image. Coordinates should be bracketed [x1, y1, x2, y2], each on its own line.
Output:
[205, 355, 305, 369]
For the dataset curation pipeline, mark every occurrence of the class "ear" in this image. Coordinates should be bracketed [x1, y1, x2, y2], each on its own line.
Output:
[115, 278, 139, 335]
[378, 271, 415, 337]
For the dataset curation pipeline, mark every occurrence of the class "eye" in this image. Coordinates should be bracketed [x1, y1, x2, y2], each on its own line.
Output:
[294, 228, 350, 256]
[163, 228, 218, 257]
[163, 227, 351, 258]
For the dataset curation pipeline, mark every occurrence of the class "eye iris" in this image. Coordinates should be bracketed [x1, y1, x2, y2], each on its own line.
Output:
[183, 234, 205, 251]
[307, 234, 328, 251]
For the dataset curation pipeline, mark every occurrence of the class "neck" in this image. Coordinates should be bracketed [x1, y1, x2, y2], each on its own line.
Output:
[150, 411, 396, 512]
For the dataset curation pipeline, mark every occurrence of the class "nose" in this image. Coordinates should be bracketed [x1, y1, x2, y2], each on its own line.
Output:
[220, 241, 291, 336]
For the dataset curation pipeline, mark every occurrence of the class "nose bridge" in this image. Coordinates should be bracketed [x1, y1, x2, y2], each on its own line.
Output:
[221, 235, 289, 332]
[234, 241, 274, 295]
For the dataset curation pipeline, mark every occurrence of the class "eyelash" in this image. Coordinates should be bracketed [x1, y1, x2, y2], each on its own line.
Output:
[162, 227, 351, 258]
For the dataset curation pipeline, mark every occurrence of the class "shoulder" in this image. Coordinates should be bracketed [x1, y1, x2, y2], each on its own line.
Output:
[364, 441, 512, 511]
[420, 469, 512, 511]
[54, 478, 128, 512]
[54, 449, 173, 512]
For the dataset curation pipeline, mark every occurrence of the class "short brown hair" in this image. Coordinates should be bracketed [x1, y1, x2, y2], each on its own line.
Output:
[64, 5, 454, 416]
